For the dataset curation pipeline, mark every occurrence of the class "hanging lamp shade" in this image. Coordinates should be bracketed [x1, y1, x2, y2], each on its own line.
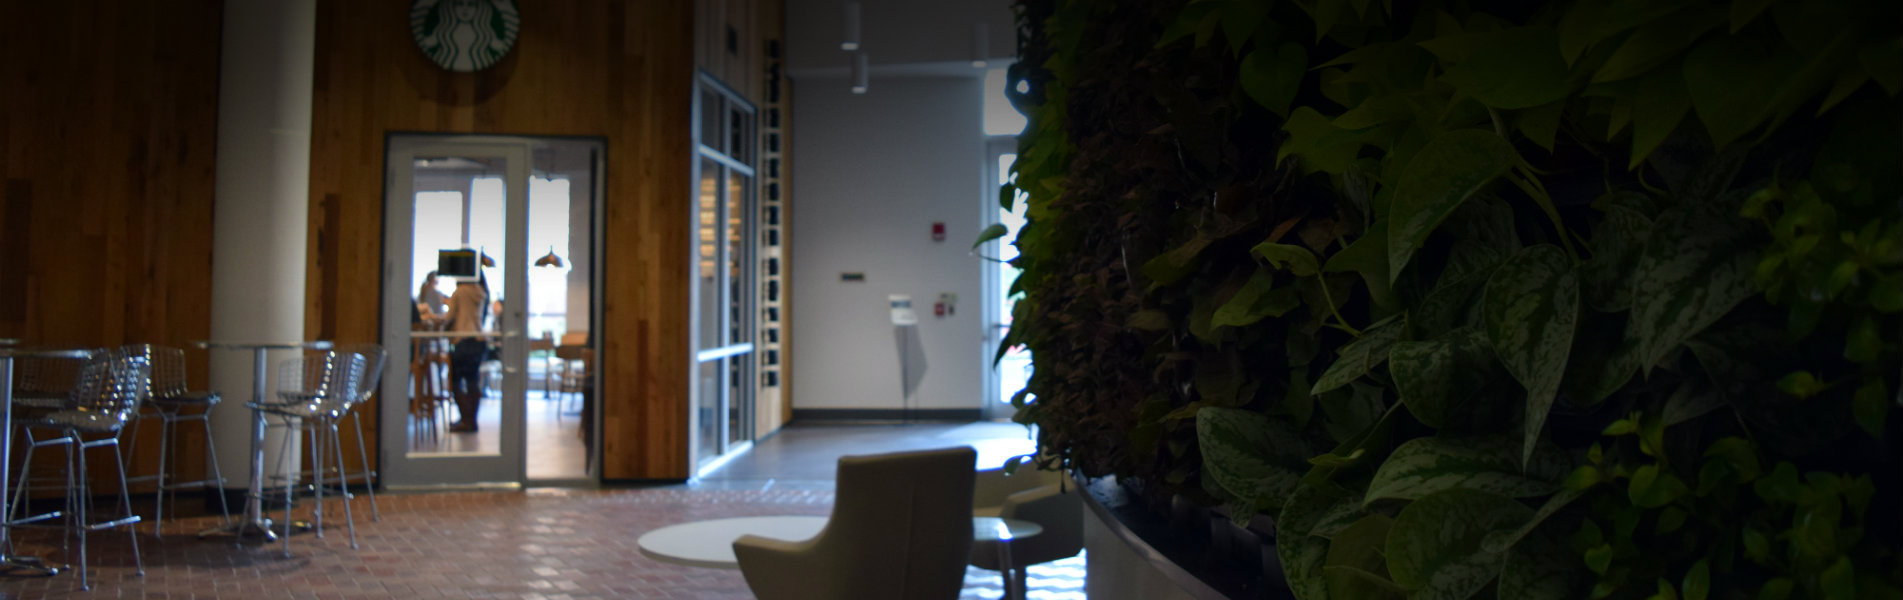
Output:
[841, 2, 861, 51]
[535, 246, 566, 268]
[971, 23, 989, 68]
[851, 52, 869, 94]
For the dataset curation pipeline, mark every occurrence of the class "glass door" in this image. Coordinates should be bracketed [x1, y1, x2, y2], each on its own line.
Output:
[380, 137, 531, 488]
[693, 73, 756, 473]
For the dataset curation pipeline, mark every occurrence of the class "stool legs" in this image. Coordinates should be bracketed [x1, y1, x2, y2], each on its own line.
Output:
[15, 428, 144, 591]
[349, 415, 380, 521]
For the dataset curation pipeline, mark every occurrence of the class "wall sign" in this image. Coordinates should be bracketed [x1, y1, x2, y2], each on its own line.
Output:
[410, 0, 521, 73]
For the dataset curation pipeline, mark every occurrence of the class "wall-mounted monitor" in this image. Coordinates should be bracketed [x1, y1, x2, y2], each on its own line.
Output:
[438, 248, 479, 278]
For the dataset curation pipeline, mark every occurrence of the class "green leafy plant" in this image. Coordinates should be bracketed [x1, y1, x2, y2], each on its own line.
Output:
[1001, 0, 1903, 598]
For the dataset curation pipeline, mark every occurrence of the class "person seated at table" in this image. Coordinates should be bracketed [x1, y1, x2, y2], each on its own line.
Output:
[444, 270, 489, 433]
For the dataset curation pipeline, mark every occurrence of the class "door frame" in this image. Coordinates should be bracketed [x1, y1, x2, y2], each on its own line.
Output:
[689, 71, 759, 475]
[378, 135, 539, 489]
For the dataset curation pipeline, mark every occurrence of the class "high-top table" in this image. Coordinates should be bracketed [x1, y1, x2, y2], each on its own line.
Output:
[194, 340, 332, 541]
[0, 347, 93, 577]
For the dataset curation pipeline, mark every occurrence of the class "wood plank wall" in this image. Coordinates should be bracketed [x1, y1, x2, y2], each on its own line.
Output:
[0, 0, 224, 487]
[306, 0, 696, 480]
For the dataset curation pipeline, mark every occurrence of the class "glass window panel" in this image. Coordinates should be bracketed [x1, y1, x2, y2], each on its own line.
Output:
[726, 171, 751, 348]
[412, 190, 464, 305]
[698, 359, 722, 462]
[983, 66, 1028, 136]
[697, 159, 723, 350]
[728, 106, 750, 165]
[728, 353, 748, 444]
[701, 88, 723, 151]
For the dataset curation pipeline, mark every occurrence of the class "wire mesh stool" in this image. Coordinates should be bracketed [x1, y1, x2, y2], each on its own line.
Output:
[122, 345, 231, 537]
[250, 351, 364, 557]
[7, 346, 148, 590]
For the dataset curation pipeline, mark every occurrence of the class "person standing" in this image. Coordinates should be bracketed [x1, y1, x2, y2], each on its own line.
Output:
[443, 272, 489, 433]
[417, 270, 449, 318]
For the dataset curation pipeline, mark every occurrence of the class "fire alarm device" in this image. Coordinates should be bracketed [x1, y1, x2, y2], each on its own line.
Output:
[932, 222, 946, 242]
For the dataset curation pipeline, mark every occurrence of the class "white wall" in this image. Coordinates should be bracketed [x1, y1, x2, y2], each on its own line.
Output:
[789, 75, 990, 411]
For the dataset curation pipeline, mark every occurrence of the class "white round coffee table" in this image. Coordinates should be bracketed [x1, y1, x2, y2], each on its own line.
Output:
[637, 516, 829, 568]
[972, 517, 1044, 600]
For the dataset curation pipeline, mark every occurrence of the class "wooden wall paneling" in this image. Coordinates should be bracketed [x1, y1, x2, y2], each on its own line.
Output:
[0, 0, 223, 490]
[308, 0, 696, 480]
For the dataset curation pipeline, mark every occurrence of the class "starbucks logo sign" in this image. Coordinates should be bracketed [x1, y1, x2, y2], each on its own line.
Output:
[410, 0, 521, 72]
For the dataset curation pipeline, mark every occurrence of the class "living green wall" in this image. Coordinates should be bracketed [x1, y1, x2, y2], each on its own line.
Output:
[1000, 0, 1903, 597]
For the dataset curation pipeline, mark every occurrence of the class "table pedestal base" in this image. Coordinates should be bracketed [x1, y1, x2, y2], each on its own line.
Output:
[198, 518, 280, 541]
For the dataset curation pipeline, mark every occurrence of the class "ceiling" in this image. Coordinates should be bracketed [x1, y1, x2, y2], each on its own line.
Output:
[785, 0, 1016, 79]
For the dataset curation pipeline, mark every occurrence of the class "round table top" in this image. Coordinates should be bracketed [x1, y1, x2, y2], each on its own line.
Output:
[0, 348, 94, 359]
[973, 516, 1042, 542]
[638, 516, 828, 569]
[636, 515, 1044, 569]
[195, 340, 334, 351]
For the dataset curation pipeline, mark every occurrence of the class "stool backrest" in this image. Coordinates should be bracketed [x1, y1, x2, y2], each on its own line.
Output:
[333, 343, 387, 404]
[72, 347, 151, 420]
[121, 344, 189, 400]
[276, 351, 365, 415]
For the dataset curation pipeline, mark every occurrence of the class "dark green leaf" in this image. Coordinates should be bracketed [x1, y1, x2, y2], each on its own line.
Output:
[1127, 310, 1172, 332]
[1561, 312, 1639, 406]
[1862, 37, 1903, 95]
[1482, 245, 1579, 465]
[1388, 130, 1517, 279]
[1516, 101, 1565, 152]
[1311, 315, 1407, 395]
[1822, 556, 1855, 600]
[1364, 435, 1568, 504]
[1241, 42, 1308, 117]
[1213, 269, 1289, 328]
[1854, 379, 1889, 438]
[1759, 578, 1794, 600]
[1557, 0, 1684, 65]
[1387, 489, 1532, 600]
[1592, 8, 1722, 83]
[1323, 514, 1400, 599]
[1628, 464, 1689, 508]
[1282, 107, 1364, 175]
[973, 223, 1009, 250]
[1325, 220, 1397, 310]
[1628, 203, 1759, 376]
[1254, 242, 1322, 276]
[1437, 27, 1575, 109]
[1629, 61, 1694, 169]
[1141, 236, 1213, 286]
[1729, 0, 1776, 32]
[1683, 559, 1710, 600]
[1684, 34, 1806, 149]
[1279, 482, 1367, 600]
[1390, 328, 1497, 428]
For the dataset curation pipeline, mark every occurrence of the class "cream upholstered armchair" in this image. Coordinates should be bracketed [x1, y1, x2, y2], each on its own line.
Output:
[969, 466, 1085, 596]
[733, 447, 977, 600]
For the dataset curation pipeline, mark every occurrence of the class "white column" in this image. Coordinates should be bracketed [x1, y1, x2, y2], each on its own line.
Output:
[207, 0, 317, 493]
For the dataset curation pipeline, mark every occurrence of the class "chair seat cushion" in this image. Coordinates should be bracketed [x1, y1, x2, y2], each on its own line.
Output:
[31, 409, 127, 434]
[247, 401, 339, 420]
[152, 391, 220, 405]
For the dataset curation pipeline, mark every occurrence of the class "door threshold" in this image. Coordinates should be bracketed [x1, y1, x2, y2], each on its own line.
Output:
[384, 481, 524, 493]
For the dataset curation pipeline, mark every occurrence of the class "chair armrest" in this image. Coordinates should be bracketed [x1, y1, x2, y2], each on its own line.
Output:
[734, 534, 829, 600]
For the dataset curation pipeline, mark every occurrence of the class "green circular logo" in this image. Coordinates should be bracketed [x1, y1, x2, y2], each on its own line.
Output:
[410, 0, 520, 73]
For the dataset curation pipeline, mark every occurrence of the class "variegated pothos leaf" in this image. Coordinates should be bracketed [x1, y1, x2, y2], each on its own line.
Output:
[1364, 435, 1568, 504]
[1496, 528, 1586, 600]
[1581, 205, 1654, 311]
[1386, 489, 1533, 600]
[1481, 244, 1579, 466]
[1387, 130, 1518, 281]
[1389, 328, 1497, 428]
[1629, 202, 1760, 375]
[1196, 407, 1307, 513]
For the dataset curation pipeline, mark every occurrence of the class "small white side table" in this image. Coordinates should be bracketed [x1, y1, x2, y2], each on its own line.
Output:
[973, 516, 1045, 600]
[637, 516, 828, 568]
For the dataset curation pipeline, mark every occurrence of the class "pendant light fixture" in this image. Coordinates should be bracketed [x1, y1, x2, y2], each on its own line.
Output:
[535, 246, 565, 268]
[971, 23, 989, 68]
[851, 52, 869, 94]
[841, 2, 861, 51]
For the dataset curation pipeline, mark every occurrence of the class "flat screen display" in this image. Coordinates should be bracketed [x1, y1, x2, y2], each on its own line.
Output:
[438, 249, 479, 278]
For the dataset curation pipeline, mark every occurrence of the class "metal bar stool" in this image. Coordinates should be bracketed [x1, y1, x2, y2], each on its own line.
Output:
[122, 345, 231, 537]
[8, 347, 148, 590]
[251, 351, 364, 557]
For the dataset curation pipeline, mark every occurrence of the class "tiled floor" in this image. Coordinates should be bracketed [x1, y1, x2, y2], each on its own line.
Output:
[0, 422, 1084, 599]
